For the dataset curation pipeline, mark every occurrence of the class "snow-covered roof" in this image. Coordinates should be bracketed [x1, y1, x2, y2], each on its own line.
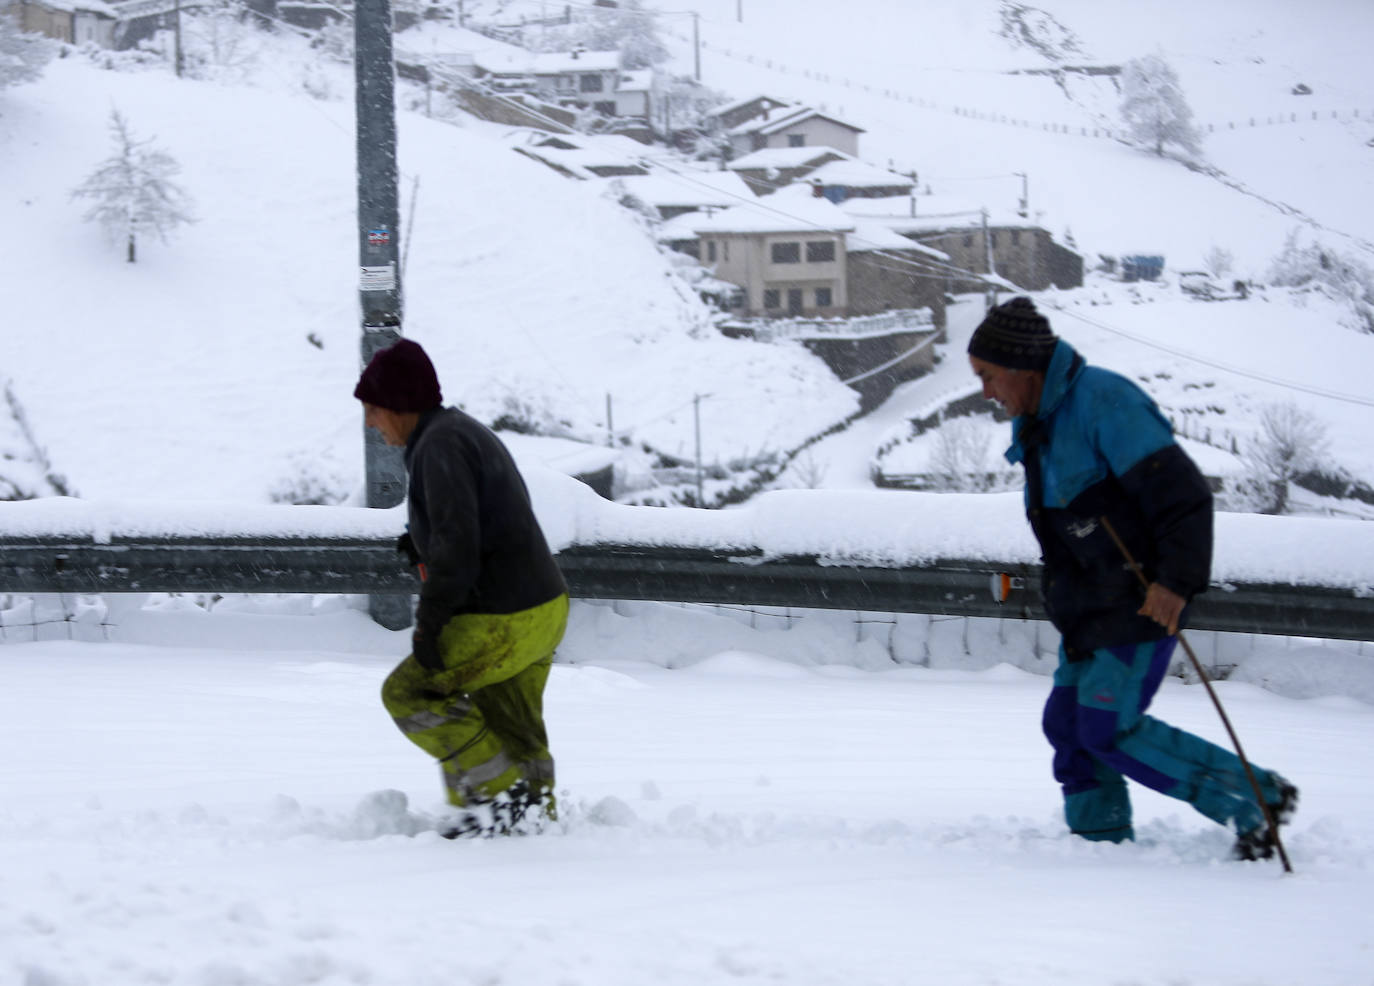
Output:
[472, 48, 620, 76]
[666, 193, 857, 236]
[728, 106, 865, 137]
[529, 50, 621, 75]
[33, 0, 117, 14]
[846, 222, 948, 258]
[705, 94, 792, 119]
[609, 170, 754, 209]
[728, 146, 851, 171]
[839, 194, 1032, 232]
[807, 159, 914, 188]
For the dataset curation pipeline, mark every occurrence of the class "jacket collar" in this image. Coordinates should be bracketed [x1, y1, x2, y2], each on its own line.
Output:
[1004, 339, 1084, 464]
[404, 407, 446, 463]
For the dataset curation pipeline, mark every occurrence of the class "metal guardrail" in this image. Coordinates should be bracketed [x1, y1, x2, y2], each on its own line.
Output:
[0, 535, 1370, 641]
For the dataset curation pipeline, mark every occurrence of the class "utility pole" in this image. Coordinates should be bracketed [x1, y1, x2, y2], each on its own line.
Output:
[693, 12, 701, 82]
[1013, 171, 1029, 218]
[355, 0, 411, 631]
[737, 0, 743, 22]
[173, 0, 183, 78]
[693, 394, 704, 507]
[982, 207, 998, 311]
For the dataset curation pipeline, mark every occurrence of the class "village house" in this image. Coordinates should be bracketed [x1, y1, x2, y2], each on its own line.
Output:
[704, 94, 791, 132]
[840, 195, 1084, 292]
[661, 193, 855, 318]
[805, 158, 916, 202]
[5, 0, 116, 46]
[659, 186, 949, 328]
[724, 104, 864, 158]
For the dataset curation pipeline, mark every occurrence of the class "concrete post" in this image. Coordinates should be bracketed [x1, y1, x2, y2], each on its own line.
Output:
[356, 0, 411, 631]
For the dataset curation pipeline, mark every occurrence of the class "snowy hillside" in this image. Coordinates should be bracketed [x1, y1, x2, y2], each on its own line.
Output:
[0, 50, 855, 503]
[1, 0, 1372, 505]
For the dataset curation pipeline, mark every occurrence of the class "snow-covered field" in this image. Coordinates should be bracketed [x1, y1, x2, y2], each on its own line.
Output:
[4, 602, 1374, 986]
[4, 4, 1374, 983]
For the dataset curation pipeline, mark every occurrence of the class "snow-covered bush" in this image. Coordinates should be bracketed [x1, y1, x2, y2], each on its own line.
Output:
[1266, 230, 1374, 333]
[1118, 54, 1203, 159]
[930, 417, 993, 492]
[0, 11, 57, 91]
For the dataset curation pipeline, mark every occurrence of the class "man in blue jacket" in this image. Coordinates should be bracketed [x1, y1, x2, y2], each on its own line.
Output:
[355, 339, 569, 837]
[968, 296, 1297, 860]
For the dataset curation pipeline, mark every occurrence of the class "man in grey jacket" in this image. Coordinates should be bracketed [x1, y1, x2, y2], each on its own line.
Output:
[355, 338, 569, 837]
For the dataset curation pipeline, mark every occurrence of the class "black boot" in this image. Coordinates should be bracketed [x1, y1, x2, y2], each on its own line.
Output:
[1231, 775, 1299, 861]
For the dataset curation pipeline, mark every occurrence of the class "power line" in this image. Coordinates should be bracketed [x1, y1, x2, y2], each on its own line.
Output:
[1048, 303, 1374, 408]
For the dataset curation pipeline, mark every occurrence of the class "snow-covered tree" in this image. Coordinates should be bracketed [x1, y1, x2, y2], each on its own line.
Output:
[536, 0, 668, 68]
[1118, 54, 1203, 158]
[71, 109, 196, 263]
[1203, 245, 1234, 280]
[0, 11, 58, 91]
[179, 4, 261, 82]
[1241, 401, 1330, 515]
[1266, 229, 1374, 333]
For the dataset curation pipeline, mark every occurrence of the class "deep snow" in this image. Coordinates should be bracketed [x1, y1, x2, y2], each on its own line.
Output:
[3, 604, 1374, 986]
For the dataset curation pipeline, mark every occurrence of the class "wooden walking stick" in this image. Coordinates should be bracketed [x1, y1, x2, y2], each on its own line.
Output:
[1099, 516, 1293, 874]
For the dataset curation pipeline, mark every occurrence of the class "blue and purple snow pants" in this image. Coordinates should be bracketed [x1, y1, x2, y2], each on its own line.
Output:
[1042, 637, 1284, 842]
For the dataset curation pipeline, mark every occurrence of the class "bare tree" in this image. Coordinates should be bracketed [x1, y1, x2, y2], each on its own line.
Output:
[1119, 54, 1203, 158]
[71, 109, 196, 263]
[0, 11, 57, 91]
[1243, 401, 1330, 515]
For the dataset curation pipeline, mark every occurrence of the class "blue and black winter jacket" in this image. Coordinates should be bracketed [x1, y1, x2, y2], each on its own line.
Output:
[1004, 340, 1213, 658]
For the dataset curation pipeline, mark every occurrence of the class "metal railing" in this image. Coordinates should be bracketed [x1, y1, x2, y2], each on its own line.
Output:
[1, 532, 1370, 642]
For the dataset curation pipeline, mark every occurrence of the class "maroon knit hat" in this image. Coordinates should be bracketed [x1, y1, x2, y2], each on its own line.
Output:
[353, 339, 442, 412]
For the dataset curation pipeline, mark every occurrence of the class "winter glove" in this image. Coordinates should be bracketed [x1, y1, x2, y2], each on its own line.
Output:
[411, 621, 444, 673]
[396, 531, 422, 569]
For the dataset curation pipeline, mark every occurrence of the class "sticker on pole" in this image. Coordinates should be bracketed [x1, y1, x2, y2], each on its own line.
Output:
[367, 227, 391, 249]
[360, 264, 396, 292]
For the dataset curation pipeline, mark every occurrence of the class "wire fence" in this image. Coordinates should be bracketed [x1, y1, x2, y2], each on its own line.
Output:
[663, 27, 1372, 143]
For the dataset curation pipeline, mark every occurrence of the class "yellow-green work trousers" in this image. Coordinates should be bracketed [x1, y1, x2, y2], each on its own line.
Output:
[381, 594, 568, 811]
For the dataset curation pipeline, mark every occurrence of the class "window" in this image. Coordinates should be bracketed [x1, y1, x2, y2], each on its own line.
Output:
[806, 240, 836, 263]
[771, 241, 801, 264]
[1011, 230, 1021, 246]
[593, 101, 616, 116]
[963, 234, 974, 248]
[706, 240, 717, 262]
[580, 73, 604, 93]
[763, 289, 781, 309]
[787, 289, 803, 314]
[991, 233, 999, 248]
[723, 240, 730, 262]
[815, 287, 833, 307]
[787, 134, 805, 147]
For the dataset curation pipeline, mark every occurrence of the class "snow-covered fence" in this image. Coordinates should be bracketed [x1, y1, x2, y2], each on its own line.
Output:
[0, 492, 1372, 641]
